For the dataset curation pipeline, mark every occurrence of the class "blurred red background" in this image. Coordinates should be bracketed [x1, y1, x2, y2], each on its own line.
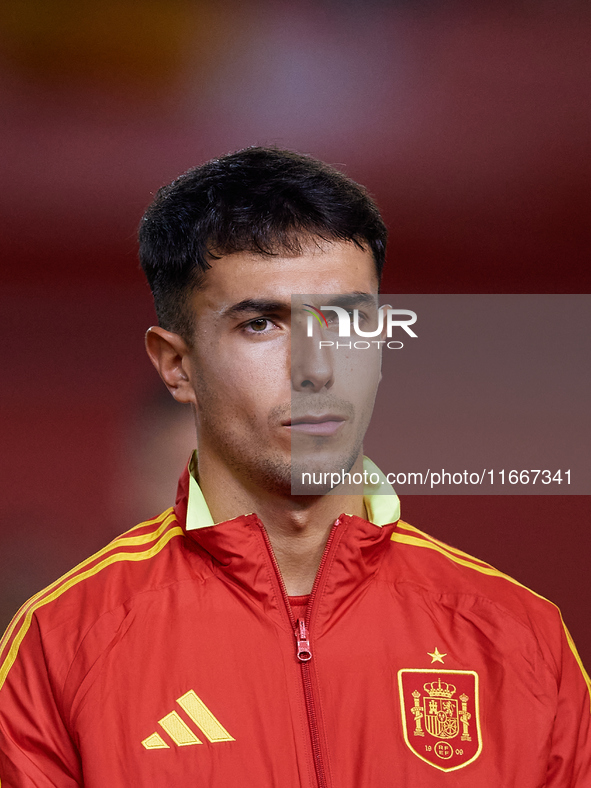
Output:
[1, 0, 589, 668]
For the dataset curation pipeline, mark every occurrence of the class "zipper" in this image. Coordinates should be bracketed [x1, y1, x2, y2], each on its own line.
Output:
[258, 519, 341, 788]
[295, 619, 312, 662]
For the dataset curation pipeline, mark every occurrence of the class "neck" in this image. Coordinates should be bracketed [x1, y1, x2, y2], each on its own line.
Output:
[196, 452, 367, 595]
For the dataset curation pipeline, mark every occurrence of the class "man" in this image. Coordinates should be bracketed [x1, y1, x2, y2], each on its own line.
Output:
[0, 147, 589, 786]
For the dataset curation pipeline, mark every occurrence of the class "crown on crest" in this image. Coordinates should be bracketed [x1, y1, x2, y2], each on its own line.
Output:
[423, 678, 456, 698]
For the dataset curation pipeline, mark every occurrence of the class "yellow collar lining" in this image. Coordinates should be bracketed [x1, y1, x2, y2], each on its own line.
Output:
[186, 452, 400, 530]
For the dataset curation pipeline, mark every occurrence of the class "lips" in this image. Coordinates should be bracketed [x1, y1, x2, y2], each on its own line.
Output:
[284, 414, 346, 437]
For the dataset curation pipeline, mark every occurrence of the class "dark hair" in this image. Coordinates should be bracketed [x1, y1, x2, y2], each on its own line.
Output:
[139, 146, 388, 340]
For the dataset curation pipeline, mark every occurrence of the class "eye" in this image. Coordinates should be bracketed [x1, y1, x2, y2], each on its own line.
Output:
[330, 311, 356, 329]
[244, 318, 276, 334]
[326, 310, 354, 323]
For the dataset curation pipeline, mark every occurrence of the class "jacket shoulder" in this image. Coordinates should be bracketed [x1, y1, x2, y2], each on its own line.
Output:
[390, 520, 589, 676]
[0, 509, 187, 691]
[390, 519, 555, 612]
[388, 519, 591, 708]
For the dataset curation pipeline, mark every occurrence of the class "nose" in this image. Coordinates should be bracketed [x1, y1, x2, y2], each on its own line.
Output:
[291, 333, 334, 392]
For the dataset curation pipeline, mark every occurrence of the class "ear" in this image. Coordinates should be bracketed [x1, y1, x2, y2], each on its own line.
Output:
[145, 327, 196, 405]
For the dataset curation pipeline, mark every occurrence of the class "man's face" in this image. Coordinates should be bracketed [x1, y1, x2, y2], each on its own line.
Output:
[183, 238, 381, 495]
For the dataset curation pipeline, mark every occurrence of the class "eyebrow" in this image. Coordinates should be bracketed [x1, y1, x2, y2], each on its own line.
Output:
[222, 299, 290, 319]
[221, 292, 378, 320]
[320, 292, 378, 309]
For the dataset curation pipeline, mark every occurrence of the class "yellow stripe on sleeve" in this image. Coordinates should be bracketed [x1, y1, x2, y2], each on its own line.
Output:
[397, 521, 494, 568]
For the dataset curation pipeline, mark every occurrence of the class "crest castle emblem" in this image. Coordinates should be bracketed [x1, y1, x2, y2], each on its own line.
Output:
[398, 669, 482, 771]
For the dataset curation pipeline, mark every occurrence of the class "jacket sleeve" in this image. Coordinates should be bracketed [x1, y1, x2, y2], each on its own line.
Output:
[545, 617, 591, 786]
[0, 612, 83, 788]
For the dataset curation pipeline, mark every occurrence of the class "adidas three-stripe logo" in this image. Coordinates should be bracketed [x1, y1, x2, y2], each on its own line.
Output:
[142, 690, 234, 749]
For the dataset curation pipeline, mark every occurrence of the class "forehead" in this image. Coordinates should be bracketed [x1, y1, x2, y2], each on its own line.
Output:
[192, 240, 378, 312]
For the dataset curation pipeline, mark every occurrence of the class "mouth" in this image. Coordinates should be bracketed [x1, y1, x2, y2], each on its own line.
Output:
[283, 414, 346, 437]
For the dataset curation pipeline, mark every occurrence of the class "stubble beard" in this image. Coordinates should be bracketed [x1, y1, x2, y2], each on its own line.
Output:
[206, 432, 364, 499]
[290, 439, 364, 496]
[196, 394, 368, 499]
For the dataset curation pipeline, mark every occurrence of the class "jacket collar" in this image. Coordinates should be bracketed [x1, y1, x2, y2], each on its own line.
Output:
[183, 451, 400, 530]
[174, 456, 400, 632]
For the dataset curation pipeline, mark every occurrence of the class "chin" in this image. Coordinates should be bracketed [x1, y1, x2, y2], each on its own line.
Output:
[290, 446, 361, 497]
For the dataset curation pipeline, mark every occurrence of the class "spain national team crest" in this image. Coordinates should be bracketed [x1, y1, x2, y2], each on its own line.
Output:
[397, 669, 482, 772]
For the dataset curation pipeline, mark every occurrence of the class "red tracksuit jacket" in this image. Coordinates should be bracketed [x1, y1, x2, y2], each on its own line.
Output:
[1, 466, 590, 786]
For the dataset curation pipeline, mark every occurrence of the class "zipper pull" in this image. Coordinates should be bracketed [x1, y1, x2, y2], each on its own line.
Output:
[295, 619, 312, 662]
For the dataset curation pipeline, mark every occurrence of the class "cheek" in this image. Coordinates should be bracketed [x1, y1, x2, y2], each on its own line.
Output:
[234, 337, 288, 379]
[192, 345, 288, 419]
[333, 351, 382, 393]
